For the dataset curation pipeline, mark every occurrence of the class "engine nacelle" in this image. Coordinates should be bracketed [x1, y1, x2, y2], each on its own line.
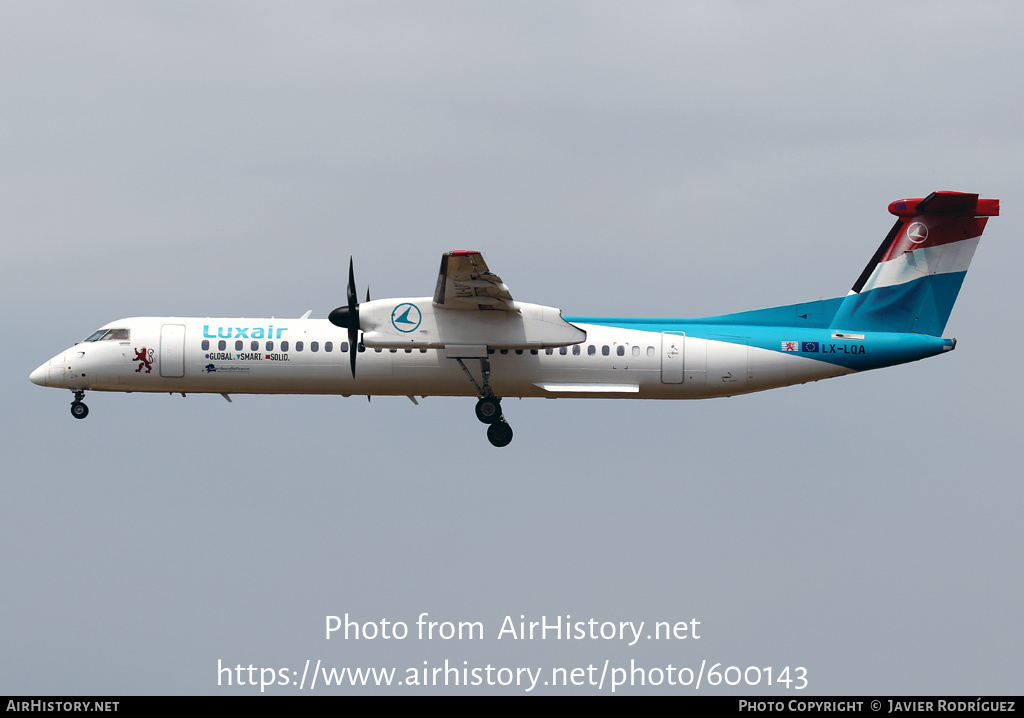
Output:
[358, 297, 586, 354]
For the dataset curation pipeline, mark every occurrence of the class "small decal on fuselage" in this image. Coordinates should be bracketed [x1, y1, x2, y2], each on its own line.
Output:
[206, 352, 288, 361]
[822, 343, 866, 354]
[780, 340, 864, 355]
[134, 347, 154, 373]
[204, 364, 249, 373]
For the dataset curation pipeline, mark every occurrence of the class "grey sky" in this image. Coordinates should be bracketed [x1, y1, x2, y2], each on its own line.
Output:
[3, 2, 1021, 694]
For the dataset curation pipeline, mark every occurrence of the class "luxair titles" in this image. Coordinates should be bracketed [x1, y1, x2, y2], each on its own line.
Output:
[205, 325, 291, 362]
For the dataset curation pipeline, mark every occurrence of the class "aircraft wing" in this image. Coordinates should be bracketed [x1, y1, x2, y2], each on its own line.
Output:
[432, 250, 516, 311]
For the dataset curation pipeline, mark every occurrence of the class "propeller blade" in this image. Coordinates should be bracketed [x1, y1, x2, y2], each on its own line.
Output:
[347, 257, 357, 309]
[328, 256, 361, 377]
[349, 324, 358, 377]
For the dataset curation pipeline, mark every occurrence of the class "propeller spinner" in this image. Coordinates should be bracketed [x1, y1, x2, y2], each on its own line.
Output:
[328, 257, 361, 377]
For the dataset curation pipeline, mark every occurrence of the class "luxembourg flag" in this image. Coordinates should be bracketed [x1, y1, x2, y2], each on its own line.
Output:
[781, 340, 798, 352]
[830, 192, 998, 336]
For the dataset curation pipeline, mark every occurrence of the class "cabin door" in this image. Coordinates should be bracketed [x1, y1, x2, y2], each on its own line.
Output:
[160, 324, 186, 378]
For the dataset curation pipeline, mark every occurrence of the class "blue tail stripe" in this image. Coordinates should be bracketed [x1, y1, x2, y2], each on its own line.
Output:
[830, 271, 967, 336]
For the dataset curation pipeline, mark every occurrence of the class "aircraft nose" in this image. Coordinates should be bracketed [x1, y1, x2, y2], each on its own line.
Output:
[30, 351, 68, 387]
[30, 362, 48, 386]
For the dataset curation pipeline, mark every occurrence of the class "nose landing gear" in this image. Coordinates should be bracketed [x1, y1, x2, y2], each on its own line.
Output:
[457, 357, 514, 447]
[70, 390, 89, 419]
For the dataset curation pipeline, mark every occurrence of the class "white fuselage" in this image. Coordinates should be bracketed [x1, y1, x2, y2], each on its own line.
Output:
[31, 315, 852, 401]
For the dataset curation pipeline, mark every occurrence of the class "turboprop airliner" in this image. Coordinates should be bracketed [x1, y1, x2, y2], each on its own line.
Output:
[30, 191, 998, 447]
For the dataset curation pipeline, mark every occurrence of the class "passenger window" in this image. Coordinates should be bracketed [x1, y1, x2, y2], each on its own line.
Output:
[374, 347, 382, 353]
[573, 345, 581, 355]
[201, 340, 209, 351]
[500, 349, 508, 355]
[588, 345, 596, 356]
[340, 342, 348, 352]
[515, 350, 523, 355]
[218, 340, 226, 351]
[389, 348, 397, 353]
[616, 346, 625, 356]
[405, 348, 412, 353]
[559, 346, 567, 355]
[325, 342, 333, 352]
[602, 346, 610, 356]
[251, 341, 258, 351]
[235, 340, 243, 351]
[632, 345, 640, 357]
[296, 341, 304, 352]
[647, 346, 655, 357]
[545, 348, 553, 355]
[281, 341, 289, 351]
[419, 348, 427, 353]
[267, 341, 274, 351]
[311, 342, 319, 352]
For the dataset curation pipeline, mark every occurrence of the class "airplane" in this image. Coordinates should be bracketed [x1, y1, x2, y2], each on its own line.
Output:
[30, 191, 998, 447]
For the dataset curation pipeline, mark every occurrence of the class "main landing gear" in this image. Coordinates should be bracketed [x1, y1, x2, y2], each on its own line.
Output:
[70, 390, 89, 419]
[485, 417, 513, 448]
[456, 357, 514, 447]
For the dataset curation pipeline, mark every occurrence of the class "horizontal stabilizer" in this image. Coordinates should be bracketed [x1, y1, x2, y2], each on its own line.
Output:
[889, 192, 999, 218]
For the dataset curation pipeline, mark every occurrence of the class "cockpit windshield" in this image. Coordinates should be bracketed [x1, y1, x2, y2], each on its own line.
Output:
[84, 328, 130, 342]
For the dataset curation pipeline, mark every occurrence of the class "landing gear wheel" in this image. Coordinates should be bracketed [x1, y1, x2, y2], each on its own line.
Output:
[70, 401, 89, 419]
[486, 419, 513, 447]
[475, 396, 502, 424]
[456, 357, 513, 444]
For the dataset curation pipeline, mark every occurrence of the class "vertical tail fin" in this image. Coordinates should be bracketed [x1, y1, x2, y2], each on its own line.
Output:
[830, 191, 999, 336]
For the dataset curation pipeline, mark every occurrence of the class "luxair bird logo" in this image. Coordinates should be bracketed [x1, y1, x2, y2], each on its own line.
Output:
[391, 303, 422, 333]
[906, 222, 929, 244]
[133, 347, 155, 373]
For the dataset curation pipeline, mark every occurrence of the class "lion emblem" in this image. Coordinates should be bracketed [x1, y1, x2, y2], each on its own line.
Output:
[134, 347, 155, 373]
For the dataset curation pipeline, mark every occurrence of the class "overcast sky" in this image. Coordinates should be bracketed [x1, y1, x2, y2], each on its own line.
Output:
[4, 1, 1022, 695]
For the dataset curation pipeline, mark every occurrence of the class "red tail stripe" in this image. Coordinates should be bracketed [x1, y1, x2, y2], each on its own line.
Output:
[879, 216, 989, 263]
